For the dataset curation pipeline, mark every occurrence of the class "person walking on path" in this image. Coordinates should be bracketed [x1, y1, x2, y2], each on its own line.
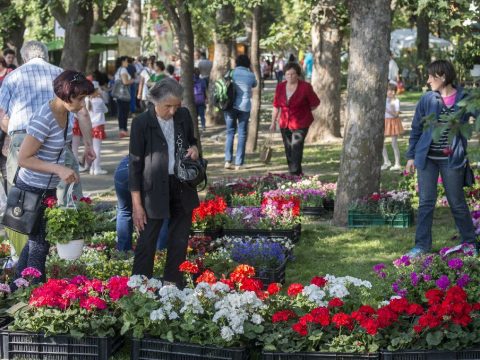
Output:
[224, 54, 257, 171]
[0, 41, 94, 196]
[12, 70, 94, 286]
[193, 68, 207, 131]
[114, 56, 134, 138]
[269, 62, 320, 175]
[405, 60, 477, 258]
[382, 82, 404, 171]
[86, 81, 108, 175]
[129, 78, 200, 286]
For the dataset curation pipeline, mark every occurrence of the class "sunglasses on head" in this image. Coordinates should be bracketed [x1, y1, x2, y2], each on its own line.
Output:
[70, 72, 86, 83]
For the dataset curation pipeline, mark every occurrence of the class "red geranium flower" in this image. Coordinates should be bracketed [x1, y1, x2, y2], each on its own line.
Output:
[196, 270, 217, 284]
[272, 309, 297, 323]
[287, 283, 304, 297]
[267, 283, 281, 295]
[179, 260, 199, 274]
[310, 276, 328, 287]
[328, 298, 344, 308]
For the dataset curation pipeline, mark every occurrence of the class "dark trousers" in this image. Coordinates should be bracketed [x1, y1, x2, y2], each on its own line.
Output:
[13, 179, 56, 286]
[116, 99, 130, 132]
[280, 127, 309, 175]
[132, 176, 192, 286]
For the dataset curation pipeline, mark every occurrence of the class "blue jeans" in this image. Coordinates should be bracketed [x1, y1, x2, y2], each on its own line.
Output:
[130, 83, 137, 113]
[415, 158, 476, 251]
[114, 157, 169, 251]
[224, 109, 250, 166]
[196, 104, 206, 129]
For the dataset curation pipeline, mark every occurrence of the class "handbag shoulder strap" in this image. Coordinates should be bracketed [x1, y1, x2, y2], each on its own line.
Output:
[13, 112, 70, 187]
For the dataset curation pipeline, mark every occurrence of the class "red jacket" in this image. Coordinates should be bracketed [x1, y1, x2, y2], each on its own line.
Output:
[273, 80, 320, 130]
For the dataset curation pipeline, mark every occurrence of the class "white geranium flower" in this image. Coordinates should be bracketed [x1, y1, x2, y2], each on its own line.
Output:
[221, 326, 234, 341]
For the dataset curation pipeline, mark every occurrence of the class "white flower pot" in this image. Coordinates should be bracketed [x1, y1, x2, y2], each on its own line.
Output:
[56, 239, 84, 260]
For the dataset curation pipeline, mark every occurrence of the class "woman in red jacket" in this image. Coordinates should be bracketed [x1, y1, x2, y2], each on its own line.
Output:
[269, 62, 320, 175]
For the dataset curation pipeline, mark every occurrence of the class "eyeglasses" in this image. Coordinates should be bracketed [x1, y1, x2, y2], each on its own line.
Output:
[70, 72, 85, 83]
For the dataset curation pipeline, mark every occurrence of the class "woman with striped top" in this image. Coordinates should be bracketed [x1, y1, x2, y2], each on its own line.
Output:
[12, 70, 94, 285]
[405, 60, 477, 258]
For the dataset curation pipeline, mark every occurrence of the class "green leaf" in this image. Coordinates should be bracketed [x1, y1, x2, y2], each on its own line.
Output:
[426, 331, 443, 346]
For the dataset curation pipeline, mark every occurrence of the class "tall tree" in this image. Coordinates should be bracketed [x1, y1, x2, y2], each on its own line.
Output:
[50, 0, 94, 71]
[161, 0, 201, 152]
[246, 5, 262, 153]
[205, 3, 235, 127]
[130, 0, 142, 38]
[415, 8, 430, 82]
[333, 0, 391, 226]
[306, 0, 347, 143]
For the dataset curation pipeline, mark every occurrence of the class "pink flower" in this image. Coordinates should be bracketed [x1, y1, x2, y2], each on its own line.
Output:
[14, 278, 29, 288]
[0, 284, 10, 294]
[79, 296, 107, 311]
[21, 267, 42, 279]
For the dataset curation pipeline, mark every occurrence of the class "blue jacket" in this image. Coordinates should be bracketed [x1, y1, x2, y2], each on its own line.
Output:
[406, 87, 470, 170]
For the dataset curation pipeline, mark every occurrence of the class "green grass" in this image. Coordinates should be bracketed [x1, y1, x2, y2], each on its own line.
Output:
[398, 91, 423, 103]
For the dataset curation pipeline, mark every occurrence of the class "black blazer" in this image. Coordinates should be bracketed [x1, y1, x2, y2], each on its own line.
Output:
[129, 106, 200, 219]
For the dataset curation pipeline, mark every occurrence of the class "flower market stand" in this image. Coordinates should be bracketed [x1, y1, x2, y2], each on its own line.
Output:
[347, 210, 413, 228]
[0, 327, 124, 360]
[262, 351, 379, 359]
[131, 337, 249, 360]
[381, 349, 480, 360]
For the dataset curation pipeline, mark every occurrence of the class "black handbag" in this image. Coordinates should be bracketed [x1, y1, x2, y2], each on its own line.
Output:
[174, 133, 208, 191]
[464, 159, 475, 187]
[111, 79, 131, 102]
[2, 119, 69, 235]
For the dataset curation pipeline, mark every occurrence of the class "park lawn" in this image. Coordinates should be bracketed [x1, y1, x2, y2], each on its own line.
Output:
[398, 90, 423, 103]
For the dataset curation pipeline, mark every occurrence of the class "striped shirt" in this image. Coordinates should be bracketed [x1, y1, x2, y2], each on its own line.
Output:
[18, 103, 74, 189]
[0, 58, 63, 134]
[428, 105, 455, 159]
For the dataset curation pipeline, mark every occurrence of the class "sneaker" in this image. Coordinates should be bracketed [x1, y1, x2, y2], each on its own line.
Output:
[224, 162, 233, 170]
[92, 168, 108, 176]
[381, 162, 391, 170]
[404, 247, 426, 259]
[78, 164, 90, 173]
[390, 164, 402, 171]
[235, 165, 243, 171]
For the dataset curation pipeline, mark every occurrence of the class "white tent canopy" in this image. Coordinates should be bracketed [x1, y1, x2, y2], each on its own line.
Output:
[390, 28, 453, 56]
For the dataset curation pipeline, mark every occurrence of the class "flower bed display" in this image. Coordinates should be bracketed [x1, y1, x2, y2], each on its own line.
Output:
[131, 337, 249, 360]
[0, 328, 124, 360]
[348, 191, 413, 228]
[191, 196, 227, 236]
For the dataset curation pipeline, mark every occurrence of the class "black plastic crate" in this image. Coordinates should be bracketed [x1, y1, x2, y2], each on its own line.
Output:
[132, 337, 248, 360]
[190, 228, 223, 240]
[302, 206, 325, 216]
[262, 351, 379, 360]
[255, 261, 287, 289]
[381, 348, 480, 360]
[323, 199, 335, 212]
[0, 326, 124, 360]
[347, 210, 413, 228]
[223, 224, 301, 243]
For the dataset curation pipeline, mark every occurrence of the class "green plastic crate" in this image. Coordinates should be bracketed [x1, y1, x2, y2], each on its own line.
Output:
[348, 210, 413, 228]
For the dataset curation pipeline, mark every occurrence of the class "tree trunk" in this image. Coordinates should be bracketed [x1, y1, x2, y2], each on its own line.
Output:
[416, 9, 430, 83]
[163, 0, 202, 153]
[306, 1, 343, 143]
[246, 5, 262, 154]
[86, 53, 100, 74]
[52, 0, 94, 72]
[130, 0, 142, 38]
[333, 0, 391, 226]
[2, 19, 25, 65]
[205, 4, 234, 127]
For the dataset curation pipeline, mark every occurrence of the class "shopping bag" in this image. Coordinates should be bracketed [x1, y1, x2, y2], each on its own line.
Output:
[259, 135, 273, 164]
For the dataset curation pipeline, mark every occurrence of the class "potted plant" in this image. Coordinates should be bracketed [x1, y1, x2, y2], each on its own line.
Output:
[119, 267, 266, 360]
[3, 275, 130, 359]
[191, 196, 227, 238]
[44, 196, 96, 260]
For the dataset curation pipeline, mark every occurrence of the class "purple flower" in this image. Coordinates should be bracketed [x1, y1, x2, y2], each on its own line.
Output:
[410, 272, 419, 286]
[373, 263, 386, 278]
[393, 255, 411, 267]
[435, 275, 451, 290]
[422, 255, 433, 269]
[447, 258, 463, 270]
[14, 278, 29, 288]
[439, 247, 451, 256]
[0, 284, 10, 294]
[457, 274, 470, 288]
[423, 274, 432, 282]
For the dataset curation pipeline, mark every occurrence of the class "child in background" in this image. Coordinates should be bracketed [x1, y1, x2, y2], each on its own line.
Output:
[382, 82, 403, 171]
[87, 81, 108, 175]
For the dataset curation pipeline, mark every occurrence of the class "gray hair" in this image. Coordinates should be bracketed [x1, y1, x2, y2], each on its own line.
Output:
[20, 41, 49, 63]
[148, 78, 183, 103]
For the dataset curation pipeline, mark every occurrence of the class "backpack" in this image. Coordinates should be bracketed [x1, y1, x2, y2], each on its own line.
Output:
[213, 70, 235, 110]
[193, 78, 206, 105]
